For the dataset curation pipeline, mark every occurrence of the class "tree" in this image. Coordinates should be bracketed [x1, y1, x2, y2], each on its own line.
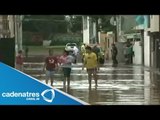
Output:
[65, 15, 82, 33]
[87, 15, 114, 43]
[90, 15, 115, 32]
[22, 15, 68, 39]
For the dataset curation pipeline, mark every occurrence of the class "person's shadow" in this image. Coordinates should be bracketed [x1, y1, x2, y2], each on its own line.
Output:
[111, 68, 118, 81]
[88, 87, 98, 104]
[63, 85, 71, 94]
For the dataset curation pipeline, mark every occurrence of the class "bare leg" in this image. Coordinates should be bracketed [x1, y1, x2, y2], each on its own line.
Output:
[62, 78, 67, 92]
[45, 71, 49, 85]
[97, 61, 100, 71]
[67, 77, 70, 87]
[93, 69, 98, 87]
[88, 73, 92, 88]
[63, 77, 66, 87]
[63, 68, 66, 87]
[50, 77, 54, 86]
[46, 78, 49, 85]
[93, 73, 98, 87]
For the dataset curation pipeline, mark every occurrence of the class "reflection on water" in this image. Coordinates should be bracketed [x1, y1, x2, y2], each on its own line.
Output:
[149, 72, 160, 104]
[40, 65, 160, 105]
[111, 68, 118, 82]
[144, 71, 150, 104]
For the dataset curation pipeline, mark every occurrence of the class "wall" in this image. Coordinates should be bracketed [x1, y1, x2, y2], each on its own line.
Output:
[100, 33, 107, 50]
[133, 41, 142, 65]
[82, 16, 89, 44]
[107, 32, 114, 60]
[93, 22, 96, 43]
[150, 33, 156, 68]
[89, 19, 96, 44]
[144, 31, 150, 67]
[150, 15, 159, 32]
[116, 42, 125, 63]
[149, 15, 160, 69]
[99, 33, 107, 60]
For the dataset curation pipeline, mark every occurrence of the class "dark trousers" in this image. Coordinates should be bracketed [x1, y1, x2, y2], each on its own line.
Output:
[112, 55, 118, 66]
[128, 54, 132, 64]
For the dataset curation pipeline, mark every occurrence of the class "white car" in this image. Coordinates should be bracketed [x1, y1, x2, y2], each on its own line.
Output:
[65, 43, 78, 52]
[65, 43, 79, 64]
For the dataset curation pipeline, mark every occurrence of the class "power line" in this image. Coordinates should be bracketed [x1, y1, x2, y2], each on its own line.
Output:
[23, 19, 67, 22]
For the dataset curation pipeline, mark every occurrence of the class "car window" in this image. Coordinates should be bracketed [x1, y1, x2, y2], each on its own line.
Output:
[67, 43, 76, 46]
[71, 43, 76, 46]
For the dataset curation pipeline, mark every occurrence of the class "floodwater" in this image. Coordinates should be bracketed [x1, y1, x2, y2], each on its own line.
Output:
[24, 63, 160, 105]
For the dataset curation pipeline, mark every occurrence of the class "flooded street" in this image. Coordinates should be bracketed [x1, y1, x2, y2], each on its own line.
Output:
[30, 63, 160, 105]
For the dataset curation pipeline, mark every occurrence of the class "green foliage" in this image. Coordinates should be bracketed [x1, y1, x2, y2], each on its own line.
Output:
[23, 32, 83, 46]
[89, 15, 115, 32]
[24, 15, 65, 20]
[23, 15, 67, 40]
[66, 15, 82, 33]
[50, 34, 82, 46]
[22, 32, 43, 46]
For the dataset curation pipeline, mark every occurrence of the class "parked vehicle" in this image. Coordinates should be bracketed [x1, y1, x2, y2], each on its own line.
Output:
[65, 43, 78, 52]
[65, 43, 79, 64]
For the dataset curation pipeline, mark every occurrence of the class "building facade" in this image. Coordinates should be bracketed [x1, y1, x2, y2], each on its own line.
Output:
[149, 15, 160, 70]
[0, 15, 23, 67]
[82, 16, 97, 45]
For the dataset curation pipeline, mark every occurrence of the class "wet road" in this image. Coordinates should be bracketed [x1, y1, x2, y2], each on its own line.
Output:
[24, 62, 160, 105]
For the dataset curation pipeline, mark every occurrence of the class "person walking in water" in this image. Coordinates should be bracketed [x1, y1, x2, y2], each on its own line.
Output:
[16, 50, 24, 71]
[81, 43, 86, 63]
[111, 43, 118, 67]
[83, 46, 98, 88]
[43, 49, 58, 86]
[25, 46, 29, 58]
[60, 50, 74, 88]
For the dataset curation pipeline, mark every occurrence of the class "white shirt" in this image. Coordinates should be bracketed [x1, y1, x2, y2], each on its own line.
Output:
[73, 47, 79, 56]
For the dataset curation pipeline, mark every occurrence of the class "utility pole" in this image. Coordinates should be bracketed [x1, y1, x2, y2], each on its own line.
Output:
[14, 15, 23, 55]
[14, 15, 18, 54]
[96, 17, 99, 44]
[114, 15, 117, 43]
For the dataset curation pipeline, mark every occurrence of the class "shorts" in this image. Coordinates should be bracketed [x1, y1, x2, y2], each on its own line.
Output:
[16, 64, 23, 71]
[46, 70, 55, 79]
[63, 68, 71, 77]
[87, 68, 97, 74]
